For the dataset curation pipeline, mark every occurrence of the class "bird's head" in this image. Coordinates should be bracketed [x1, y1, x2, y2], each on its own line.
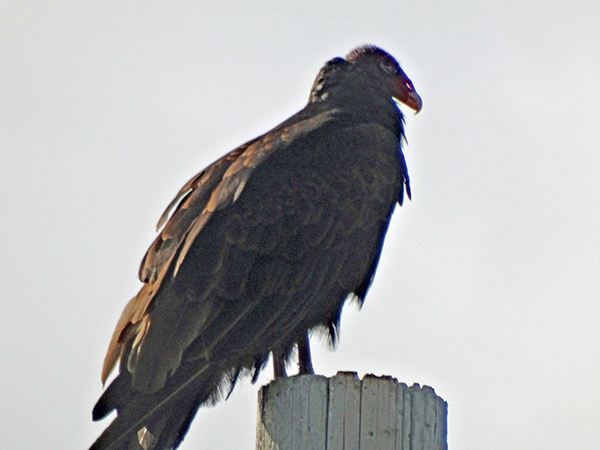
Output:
[346, 45, 422, 114]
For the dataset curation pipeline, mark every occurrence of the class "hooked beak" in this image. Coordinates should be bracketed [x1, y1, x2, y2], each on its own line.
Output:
[392, 70, 422, 114]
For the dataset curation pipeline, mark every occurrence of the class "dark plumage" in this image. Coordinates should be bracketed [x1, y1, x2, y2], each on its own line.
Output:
[90, 45, 421, 450]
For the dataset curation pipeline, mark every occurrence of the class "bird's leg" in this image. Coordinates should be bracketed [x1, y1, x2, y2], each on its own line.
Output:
[273, 353, 287, 378]
[297, 332, 314, 375]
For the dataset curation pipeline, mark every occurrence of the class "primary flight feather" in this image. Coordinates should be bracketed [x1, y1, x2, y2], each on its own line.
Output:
[90, 44, 422, 450]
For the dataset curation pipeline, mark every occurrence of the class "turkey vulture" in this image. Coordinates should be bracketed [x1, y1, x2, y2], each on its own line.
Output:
[90, 45, 421, 450]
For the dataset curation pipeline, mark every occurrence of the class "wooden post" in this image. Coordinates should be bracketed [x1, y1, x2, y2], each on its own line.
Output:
[256, 372, 447, 450]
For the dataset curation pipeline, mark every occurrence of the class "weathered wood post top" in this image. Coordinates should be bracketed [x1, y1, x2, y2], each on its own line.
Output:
[256, 372, 447, 450]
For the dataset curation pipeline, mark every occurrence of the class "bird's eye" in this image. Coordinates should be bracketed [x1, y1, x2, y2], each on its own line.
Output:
[379, 60, 396, 74]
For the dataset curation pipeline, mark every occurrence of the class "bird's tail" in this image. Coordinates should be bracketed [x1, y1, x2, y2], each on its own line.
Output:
[89, 363, 225, 450]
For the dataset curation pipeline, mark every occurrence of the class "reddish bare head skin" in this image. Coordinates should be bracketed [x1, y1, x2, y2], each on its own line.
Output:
[346, 45, 422, 113]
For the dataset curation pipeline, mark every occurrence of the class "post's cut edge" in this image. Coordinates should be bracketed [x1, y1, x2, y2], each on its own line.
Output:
[256, 374, 447, 450]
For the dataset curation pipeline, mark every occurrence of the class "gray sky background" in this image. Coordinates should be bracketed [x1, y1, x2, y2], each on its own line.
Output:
[1, 1, 599, 449]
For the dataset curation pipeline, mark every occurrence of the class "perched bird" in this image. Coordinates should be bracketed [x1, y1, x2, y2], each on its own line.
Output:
[90, 45, 422, 450]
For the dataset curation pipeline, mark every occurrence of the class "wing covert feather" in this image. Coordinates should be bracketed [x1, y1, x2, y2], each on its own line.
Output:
[139, 123, 402, 376]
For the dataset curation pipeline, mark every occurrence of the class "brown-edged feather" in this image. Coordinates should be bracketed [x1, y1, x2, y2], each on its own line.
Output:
[101, 110, 340, 385]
